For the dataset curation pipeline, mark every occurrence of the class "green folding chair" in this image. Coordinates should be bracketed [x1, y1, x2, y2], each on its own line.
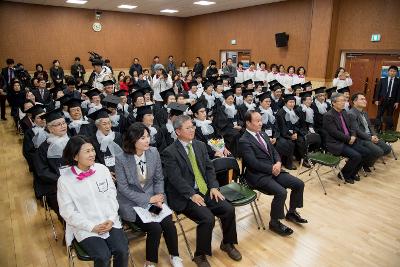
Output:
[378, 132, 398, 160]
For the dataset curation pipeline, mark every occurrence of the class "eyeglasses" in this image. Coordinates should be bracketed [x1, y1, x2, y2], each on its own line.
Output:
[50, 121, 67, 128]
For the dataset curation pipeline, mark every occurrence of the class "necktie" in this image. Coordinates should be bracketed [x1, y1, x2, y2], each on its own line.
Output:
[71, 166, 96, 181]
[40, 89, 44, 99]
[338, 112, 349, 136]
[187, 143, 208, 194]
[387, 78, 393, 98]
[255, 132, 269, 155]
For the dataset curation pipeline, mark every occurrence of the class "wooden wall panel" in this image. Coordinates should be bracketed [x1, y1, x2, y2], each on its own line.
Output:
[0, 2, 185, 71]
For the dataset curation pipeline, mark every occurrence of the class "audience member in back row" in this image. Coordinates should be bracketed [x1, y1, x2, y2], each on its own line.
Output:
[58, 135, 129, 267]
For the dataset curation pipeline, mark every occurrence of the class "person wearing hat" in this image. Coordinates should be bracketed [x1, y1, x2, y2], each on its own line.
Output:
[206, 60, 219, 84]
[349, 93, 392, 172]
[63, 77, 81, 99]
[113, 90, 129, 116]
[233, 83, 243, 106]
[154, 88, 176, 128]
[103, 95, 128, 134]
[276, 94, 310, 168]
[253, 81, 264, 102]
[188, 81, 199, 100]
[100, 79, 115, 101]
[213, 80, 225, 105]
[191, 101, 231, 159]
[255, 92, 296, 169]
[270, 83, 285, 113]
[152, 63, 173, 104]
[89, 57, 112, 91]
[19, 100, 35, 133]
[244, 61, 257, 82]
[160, 102, 188, 149]
[64, 97, 93, 137]
[23, 104, 47, 174]
[292, 83, 303, 106]
[71, 56, 86, 81]
[337, 86, 351, 111]
[220, 74, 231, 91]
[311, 87, 331, 148]
[325, 86, 337, 105]
[237, 89, 256, 123]
[55, 94, 73, 122]
[6, 80, 27, 130]
[86, 88, 103, 115]
[199, 82, 215, 114]
[125, 89, 146, 129]
[301, 81, 313, 92]
[213, 89, 243, 157]
[33, 108, 69, 222]
[136, 105, 166, 151]
[89, 108, 123, 177]
[295, 91, 322, 153]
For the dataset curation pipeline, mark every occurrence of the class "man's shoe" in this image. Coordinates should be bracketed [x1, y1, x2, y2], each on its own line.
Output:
[353, 174, 360, 181]
[286, 211, 308, 224]
[337, 174, 354, 184]
[193, 255, 211, 267]
[285, 164, 297, 170]
[269, 221, 294, 236]
[220, 243, 242, 261]
[302, 161, 311, 168]
[363, 166, 372, 173]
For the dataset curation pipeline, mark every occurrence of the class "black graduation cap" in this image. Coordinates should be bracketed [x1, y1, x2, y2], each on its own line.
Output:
[129, 89, 145, 102]
[25, 104, 45, 118]
[268, 80, 278, 86]
[64, 97, 83, 109]
[113, 90, 126, 97]
[49, 87, 62, 95]
[214, 80, 223, 87]
[220, 74, 230, 81]
[80, 84, 91, 93]
[243, 79, 253, 87]
[160, 88, 175, 102]
[204, 81, 214, 89]
[40, 108, 64, 123]
[103, 95, 120, 109]
[101, 79, 115, 87]
[57, 95, 71, 106]
[91, 58, 104, 66]
[222, 88, 235, 99]
[301, 81, 312, 89]
[257, 92, 272, 103]
[87, 108, 111, 121]
[86, 88, 101, 99]
[314, 87, 326, 95]
[168, 102, 188, 116]
[243, 89, 255, 97]
[254, 81, 264, 88]
[337, 86, 350, 94]
[233, 83, 242, 89]
[325, 87, 337, 98]
[283, 93, 296, 103]
[189, 81, 198, 88]
[66, 78, 76, 86]
[271, 83, 284, 91]
[136, 105, 154, 120]
[299, 91, 312, 101]
[189, 101, 206, 114]
[291, 83, 302, 90]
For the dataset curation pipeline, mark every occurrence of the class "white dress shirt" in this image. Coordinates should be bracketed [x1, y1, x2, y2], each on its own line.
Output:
[58, 163, 121, 245]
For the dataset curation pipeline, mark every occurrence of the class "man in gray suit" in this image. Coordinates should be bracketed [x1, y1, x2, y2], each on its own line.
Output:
[161, 115, 241, 267]
[348, 93, 391, 170]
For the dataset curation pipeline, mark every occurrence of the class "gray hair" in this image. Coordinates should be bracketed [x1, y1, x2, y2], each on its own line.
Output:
[154, 63, 164, 71]
[173, 115, 192, 130]
[330, 93, 344, 103]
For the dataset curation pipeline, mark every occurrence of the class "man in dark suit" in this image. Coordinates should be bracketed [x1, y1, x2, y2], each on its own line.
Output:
[32, 78, 52, 106]
[374, 65, 400, 132]
[323, 93, 372, 183]
[0, 58, 15, 120]
[239, 110, 307, 237]
[161, 115, 241, 267]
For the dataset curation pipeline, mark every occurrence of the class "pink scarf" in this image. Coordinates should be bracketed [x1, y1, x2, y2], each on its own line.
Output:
[71, 166, 96, 181]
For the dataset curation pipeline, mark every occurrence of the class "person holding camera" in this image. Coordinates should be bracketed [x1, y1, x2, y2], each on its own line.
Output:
[151, 64, 173, 105]
[116, 123, 183, 267]
[332, 67, 353, 90]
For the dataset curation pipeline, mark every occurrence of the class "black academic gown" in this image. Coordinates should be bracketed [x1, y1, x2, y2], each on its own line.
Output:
[311, 101, 331, 149]
[160, 125, 176, 152]
[20, 115, 34, 134]
[68, 121, 95, 137]
[271, 98, 284, 113]
[295, 106, 321, 151]
[149, 125, 167, 152]
[153, 105, 169, 128]
[194, 124, 222, 159]
[92, 131, 122, 173]
[110, 111, 128, 134]
[22, 128, 36, 172]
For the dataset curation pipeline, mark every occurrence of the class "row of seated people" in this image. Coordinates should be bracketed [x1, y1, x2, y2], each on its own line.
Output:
[20, 77, 392, 267]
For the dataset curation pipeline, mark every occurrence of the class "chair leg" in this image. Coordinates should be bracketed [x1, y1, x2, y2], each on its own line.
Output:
[284, 203, 289, 213]
[175, 213, 194, 260]
[361, 168, 367, 177]
[249, 202, 261, 230]
[314, 169, 327, 195]
[332, 166, 346, 186]
[42, 196, 48, 221]
[128, 248, 136, 267]
[389, 144, 397, 160]
[67, 245, 75, 267]
[297, 158, 304, 176]
[48, 208, 58, 241]
[43, 196, 58, 241]
[257, 191, 261, 201]
[303, 163, 317, 183]
[253, 201, 266, 230]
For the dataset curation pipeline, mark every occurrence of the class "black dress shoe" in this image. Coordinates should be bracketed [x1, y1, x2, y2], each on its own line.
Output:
[363, 166, 372, 173]
[285, 164, 297, 170]
[269, 221, 294, 236]
[286, 211, 308, 224]
[337, 174, 355, 184]
[302, 161, 311, 168]
[220, 243, 242, 261]
[193, 255, 211, 267]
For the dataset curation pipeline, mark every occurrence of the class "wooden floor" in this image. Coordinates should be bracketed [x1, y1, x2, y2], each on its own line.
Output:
[1, 110, 400, 267]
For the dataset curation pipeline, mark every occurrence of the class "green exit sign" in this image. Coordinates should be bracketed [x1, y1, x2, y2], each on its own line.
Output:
[371, 34, 381, 42]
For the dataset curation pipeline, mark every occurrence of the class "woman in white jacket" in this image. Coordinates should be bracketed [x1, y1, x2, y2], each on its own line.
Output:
[332, 67, 353, 89]
[58, 135, 129, 267]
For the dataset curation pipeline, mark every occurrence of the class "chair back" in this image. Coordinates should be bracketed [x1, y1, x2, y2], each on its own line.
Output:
[212, 157, 241, 186]
[305, 132, 322, 153]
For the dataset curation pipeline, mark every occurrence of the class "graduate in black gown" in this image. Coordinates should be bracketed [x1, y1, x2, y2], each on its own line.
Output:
[22, 104, 47, 175]
[88, 108, 123, 180]
[237, 88, 256, 123]
[125, 88, 146, 130]
[198, 81, 216, 117]
[276, 94, 310, 167]
[191, 101, 231, 159]
[103, 95, 128, 134]
[159, 102, 188, 150]
[154, 88, 176, 127]
[135, 105, 166, 152]
[33, 109, 69, 221]
[64, 97, 94, 137]
[311, 87, 331, 148]
[86, 88, 103, 115]
[256, 92, 296, 169]
[212, 89, 243, 157]
[270, 83, 285, 113]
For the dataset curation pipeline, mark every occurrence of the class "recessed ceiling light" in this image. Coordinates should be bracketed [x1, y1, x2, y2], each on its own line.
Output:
[66, 0, 87, 4]
[160, 9, 179, 13]
[118, 4, 137, 9]
[194, 1, 216, 6]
